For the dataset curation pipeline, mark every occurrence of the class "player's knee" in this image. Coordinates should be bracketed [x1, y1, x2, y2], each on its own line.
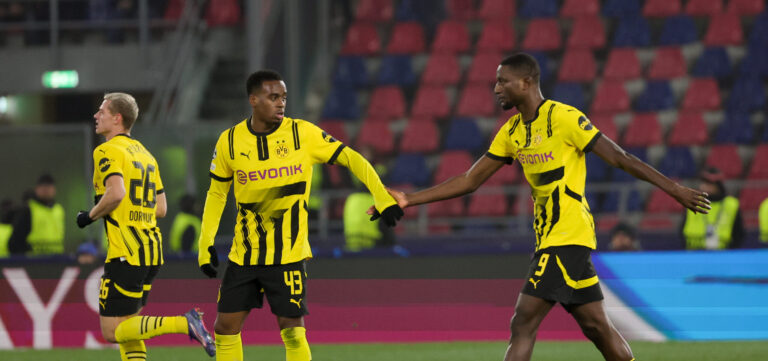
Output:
[509, 313, 537, 336]
[578, 319, 607, 341]
[214, 317, 241, 335]
[101, 326, 118, 343]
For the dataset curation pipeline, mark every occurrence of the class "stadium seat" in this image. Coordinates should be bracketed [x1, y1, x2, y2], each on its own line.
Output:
[602, 0, 641, 18]
[647, 47, 687, 80]
[411, 85, 451, 118]
[476, 20, 516, 53]
[341, 23, 381, 55]
[692, 47, 732, 79]
[714, 112, 754, 144]
[613, 148, 648, 182]
[377, 55, 415, 86]
[602, 189, 644, 212]
[704, 13, 744, 46]
[634, 81, 675, 111]
[589, 114, 618, 140]
[356, 121, 394, 154]
[591, 81, 630, 113]
[749, 11, 768, 48]
[467, 194, 508, 217]
[317, 121, 349, 144]
[586, 153, 611, 182]
[621, 113, 662, 147]
[530, 52, 552, 83]
[485, 164, 520, 185]
[446, 0, 476, 20]
[567, 16, 606, 49]
[646, 188, 684, 213]
[467, 52, 503, 84]
[685, 0, 723, 16]
[558, 49, 596, 82]
[612, 16, 651, 47]
[657, 147, 698, 179]
[739, 45, 768, 77]
[705, 144, 742, 178]
[682, 78, 721, 110]
[477, 0, 516, 20]
[456, 85, 496, 117]
[727, 0, 765, 15]
[428, 197, 465, 217]
[519, 0, 558, 18]
[726, 77, 766, 112]
[658, 15, 698, 45]
[522, 19, 562, 51]
[387, 22, 425, 54]
[399, 118, 439, 153]
[748, 145, 768, 179]
[333, 56, 368, 87]
[643, 0, 681, 17]
[394, 0, 446, 23]
[432, 21, 471, 54]
[205, 0, 241, 26]
[388, 154, 431, 186]
[585, 191, 601, 213]
[367, 86, 406, 119]
[434, 151, 474, 183]
[739, 187, 768, 211]
[164, 0, 185, 20]
[421, 53, 461, 85]
[355, 0, 394, 22]
[603, 49, 641, 80]
[561, 0, 599, 17]
[667, 112, 708, 146]
[444, 118, 484, 151]
[552, 83, 586, 111]
[322, 87, 359, 120]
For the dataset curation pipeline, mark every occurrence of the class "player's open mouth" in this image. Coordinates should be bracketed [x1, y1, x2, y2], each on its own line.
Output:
[276, 112, 284, 119]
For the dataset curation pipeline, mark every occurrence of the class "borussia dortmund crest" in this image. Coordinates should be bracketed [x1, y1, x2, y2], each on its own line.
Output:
[275, 139, 289, 159]
[532, 128, 543, 147]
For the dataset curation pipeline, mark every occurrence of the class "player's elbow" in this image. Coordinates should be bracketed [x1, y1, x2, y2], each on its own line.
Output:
[155, 205, 167, 219]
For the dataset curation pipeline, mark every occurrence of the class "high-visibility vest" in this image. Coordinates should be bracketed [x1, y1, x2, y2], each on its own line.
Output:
[27, 199, 65, 255]
[0, 223, 11, 257]
[169, 212, 201, 252]
[683, 196, 739, 250]
[308, 164, 323, 210]
[343, 192, 381, 252]
[760, 198, 768, 243]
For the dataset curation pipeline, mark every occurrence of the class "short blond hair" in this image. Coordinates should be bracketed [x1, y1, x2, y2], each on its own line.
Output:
[104, 92, 139, 130]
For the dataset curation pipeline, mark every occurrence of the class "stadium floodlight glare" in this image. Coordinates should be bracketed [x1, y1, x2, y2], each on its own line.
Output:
[42, 70, 79, 89]
[0, 96, 7, 114]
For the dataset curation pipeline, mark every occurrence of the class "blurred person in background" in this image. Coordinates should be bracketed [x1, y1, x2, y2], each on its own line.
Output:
[76, 241, 101, 265]
[8, 174, 65, 256]
[608, 223, 641, 252]
[169, 194, 202, 254]
[761, 197, 768, 244]
[682, 167, 743, 250]
[0, 198, 14, 257]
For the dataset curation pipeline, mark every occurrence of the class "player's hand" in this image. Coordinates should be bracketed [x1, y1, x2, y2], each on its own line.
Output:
[76, 211, 94, 228]
[369, 204, 404, 227]
[670, 183, 711, 214]
[199, 246, 219, 278]
[367, 187, 409, 217]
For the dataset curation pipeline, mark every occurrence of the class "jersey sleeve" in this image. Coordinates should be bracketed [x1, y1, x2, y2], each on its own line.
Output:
[560, 108, 602, 153]
[302, 121, 346, 165]
[486, 121, 516, 164]
[93, 143, 125, 190]
[209, 130, 234, 181]
[153, 162, 165, 194]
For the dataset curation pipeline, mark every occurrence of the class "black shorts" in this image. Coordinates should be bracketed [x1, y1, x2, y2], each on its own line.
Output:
[521, 245, 603, 309]
[99, 259, 160, 317]
[218, 260, 309, 318]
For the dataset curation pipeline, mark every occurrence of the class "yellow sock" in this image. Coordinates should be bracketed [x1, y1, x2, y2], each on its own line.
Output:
[119, 340, 146, 361]
[281, 327, 311, 361]
[215, 332, 243, 361]
[114, 315, 189, 343]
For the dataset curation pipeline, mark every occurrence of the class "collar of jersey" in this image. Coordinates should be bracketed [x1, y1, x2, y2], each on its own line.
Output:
[115, 133, 132, 139]
[522, 98, 548, 124]
[246, 116, 284, 136]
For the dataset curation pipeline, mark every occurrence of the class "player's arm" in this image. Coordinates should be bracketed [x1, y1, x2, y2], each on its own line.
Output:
[591, 135, 711, 213]
[197, 177, 230, 277]
[78, 175, 125, 227]
[155, 192, 167, 218]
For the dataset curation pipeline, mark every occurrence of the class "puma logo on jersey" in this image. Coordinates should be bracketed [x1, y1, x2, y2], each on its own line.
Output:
[240, 151, 251, 160]
[290, 298, 302, 308]
[99, 300, 106, 309]
[528, 278, 541, 289]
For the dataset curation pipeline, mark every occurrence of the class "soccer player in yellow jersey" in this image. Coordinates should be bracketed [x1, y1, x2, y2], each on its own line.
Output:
[376, 53, 713, 361]
[197, 70, 403, 361]
[76, 93, 215, 360]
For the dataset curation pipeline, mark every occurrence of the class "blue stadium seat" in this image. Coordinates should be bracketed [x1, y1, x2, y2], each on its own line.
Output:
[333, 56, 368, 87]
[443, 118, 484, 151]
[749, 10, 768, 49]
[658, 15, 698, 45]
[602, 189, 643, 212]
[657, 147, 697, 179]
[603, 0, 641, 18]
[378, 55, 416, 86]
[520, 0, 559, 18]
[634, 81, 675, 111]
[395, 0, 445, 28]
[715, 112, 754, 144]
[727, 77, 766, 112]
[613, 148, 647, 182]
[388, 154, 431, 186]
[586, 153, 611, 182]
[321, 86, 359, 120]
[613, 16, 651, 47]
[739, 45, 768, 77]
[552, 83, 586, 111]
[585, 191, 602, 213]
[692, 47, 732, 79]
[529, 52, 552, 83]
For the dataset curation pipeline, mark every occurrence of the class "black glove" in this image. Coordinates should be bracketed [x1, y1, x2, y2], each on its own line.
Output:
[76, 211, 94, 228]
[200, 246, 219, 278]
[369, 205, 404, 227]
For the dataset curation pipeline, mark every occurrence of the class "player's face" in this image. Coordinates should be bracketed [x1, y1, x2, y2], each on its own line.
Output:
[93, 100, 119, 136]
[494, 65, 530, 110]
[249, 80, 287, 126]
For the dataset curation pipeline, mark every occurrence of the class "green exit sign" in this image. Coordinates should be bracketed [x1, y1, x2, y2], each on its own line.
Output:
[42, 70, 79, 89]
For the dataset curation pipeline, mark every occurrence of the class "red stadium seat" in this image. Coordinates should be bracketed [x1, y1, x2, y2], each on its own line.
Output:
[621, 113, 662, 147]
[567, 16, 605, 49]
[164, 0, 184, 20]
[558, 49, 597, 82]
[411, 85, 451, 118]
[468, 194, 508, 217]
[705, 144, 742, 178]
[643, 0, 681, 17]
[434, 151, 474, 183]
[432, 21, 471, 54]
[748, 145, 768, 179]
[685, 0, 724, 16]
[387, 22, 425, 54]
[511, 193, 534, 216]
[682, 78, 721, 110]
[456, 84, 496, 117]
[667, 112, 709, 146]
[522, 19, 562, 51]
[639, 214, 679, 230]
[603, 49, 641, 80]
[495, 110, 521, 133]
[400, 118, 439, 153]
[560, 0, 599, 17]
[447, 0, 477, 20]
[367, 86, 406, 119]
[356, 121, 394, 154]
[591, 81, 630, 113]
[205, 0, 241, 26]
[478, 0, 516, 20]
[467, 52, 503, 84]
[341, 23, 381, 55]
[589, 113, 618, 140]
[428, 197, 465, 217]
[317, 121, 349, 144]
[648, 47, 687, 79]
[596, 215, 620, 232]
[485, 164, 521, 186]
[476, 20, 516, 53]
[422, 54, 461, 85]
[355, 0, 393, 22]
[704, 13, 744, 46]
[646, 188, 684, 212]
[726, 0, 765, 15]
[739, 187, 768, 211]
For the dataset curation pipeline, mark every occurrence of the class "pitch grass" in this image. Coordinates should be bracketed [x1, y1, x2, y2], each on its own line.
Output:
[2, 341, 767, 360]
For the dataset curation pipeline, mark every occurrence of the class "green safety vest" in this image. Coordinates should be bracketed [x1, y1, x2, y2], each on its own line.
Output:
[343, 192, 381, 252]
[0, 223, 11, 257]
[27, 199, 65, 255]
[760, 198, 768, 242]
[683, 196, 739, 250]
[308, 164, 323, 210]
[169, 212, 201, 252]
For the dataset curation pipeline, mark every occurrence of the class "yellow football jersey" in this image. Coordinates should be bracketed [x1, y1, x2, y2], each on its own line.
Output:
[92, 134, 164, 266]
[487, 99, 602, 251]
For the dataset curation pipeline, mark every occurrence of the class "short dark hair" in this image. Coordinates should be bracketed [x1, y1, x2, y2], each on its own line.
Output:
[37, 173, 55, 185]
[500, 53, 541, 84]
[246, 70, 283, 95]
